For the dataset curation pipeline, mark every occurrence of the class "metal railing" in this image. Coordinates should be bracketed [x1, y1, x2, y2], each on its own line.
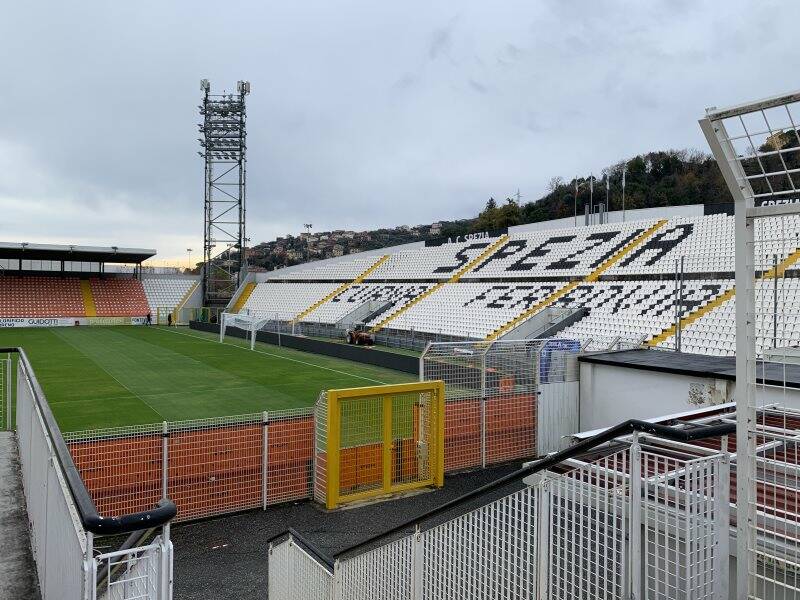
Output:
[268, 418, 734, 600]
[1, 353, 10, 430]
[5, 347, 176, 599]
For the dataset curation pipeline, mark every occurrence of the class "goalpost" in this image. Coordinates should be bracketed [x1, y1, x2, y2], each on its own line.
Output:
[219, 311, 272, 350]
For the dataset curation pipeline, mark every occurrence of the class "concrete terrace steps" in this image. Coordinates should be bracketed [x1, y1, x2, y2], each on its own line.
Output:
[80, 280, 97, 317]
[649, 242, 800, 347]
[292, 254, 390, 323]
[230, 282, 255, 314]
[370, 235, 510, 333]
[485, 220, 669, 341]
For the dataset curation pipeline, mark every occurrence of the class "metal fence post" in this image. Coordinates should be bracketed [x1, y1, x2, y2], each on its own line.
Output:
[85, 531, 95, 600]
[161, 525, 173, 600]
[628, 432, 642, 600]
[332, 559, 342, 600]
[678, 255, 685, 351]
[162, 421, 169, 499]
[773, 253, 778, 348]
[262, 411, 269, 510]
[674, 259, 680, 351]
[713, 436, 731, 600]
[2, 357, 8, 431]
[534, 474, 551, 600]
[412, 525, 423, 599]
[480, 352, 487, 469]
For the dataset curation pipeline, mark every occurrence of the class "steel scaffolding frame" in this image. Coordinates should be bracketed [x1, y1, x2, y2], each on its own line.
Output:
[199, 79, 250, 305]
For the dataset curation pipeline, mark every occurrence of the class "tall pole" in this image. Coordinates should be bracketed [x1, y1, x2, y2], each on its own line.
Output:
[574, 179, 578, 226]
[774, 253, 778, 349]
[605, 175, 610, 224]
[304, 224, 313, 262]
[674, 259, 680, 352]
[589, 174, 594, 225]
[621, 167, 627, 222]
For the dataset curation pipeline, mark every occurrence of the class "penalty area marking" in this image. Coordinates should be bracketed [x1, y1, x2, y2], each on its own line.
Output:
[157, 326, 390, 385]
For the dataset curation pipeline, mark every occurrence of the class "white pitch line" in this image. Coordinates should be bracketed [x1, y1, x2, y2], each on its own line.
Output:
[156, 326, 389, 385]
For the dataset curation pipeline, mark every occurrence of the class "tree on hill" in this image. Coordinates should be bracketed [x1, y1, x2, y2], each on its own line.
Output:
[247, 147, 736, 270]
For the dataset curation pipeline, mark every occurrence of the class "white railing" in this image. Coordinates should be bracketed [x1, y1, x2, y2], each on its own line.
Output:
[1, 355, 10, 430]
[268, 537, 333, 600]
[93, 536, 172, 600]
[269, 436, 730, 600]
[12, 350, 175, 599]
[16, 358, 89, 598]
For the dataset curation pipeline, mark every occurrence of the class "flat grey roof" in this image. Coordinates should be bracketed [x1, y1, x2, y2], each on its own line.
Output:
[0, 242, 156, 263]
[579, 348, 800, 389]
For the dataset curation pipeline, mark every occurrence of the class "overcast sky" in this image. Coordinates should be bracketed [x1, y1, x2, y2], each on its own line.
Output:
[1, 1, 798, 260]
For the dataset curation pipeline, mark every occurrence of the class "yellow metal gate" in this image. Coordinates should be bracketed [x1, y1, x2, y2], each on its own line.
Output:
[323, 381, 444, 509]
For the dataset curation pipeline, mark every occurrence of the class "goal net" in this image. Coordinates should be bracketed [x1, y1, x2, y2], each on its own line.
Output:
[219, 311, 273, 350]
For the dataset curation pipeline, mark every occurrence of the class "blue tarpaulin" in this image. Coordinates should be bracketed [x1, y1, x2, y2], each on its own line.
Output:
[539, 339, 580, 383]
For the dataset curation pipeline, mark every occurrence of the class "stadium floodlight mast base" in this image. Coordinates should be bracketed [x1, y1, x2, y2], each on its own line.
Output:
[199, 79, 250, 306]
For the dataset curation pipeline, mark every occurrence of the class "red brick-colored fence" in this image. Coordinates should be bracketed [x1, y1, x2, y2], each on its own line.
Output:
[68, 395, 536, 522]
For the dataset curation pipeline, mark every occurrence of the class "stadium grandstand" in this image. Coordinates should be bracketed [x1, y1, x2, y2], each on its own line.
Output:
[230, 209, 799, 356]
[0, 242, 201, 326]
[4, 89, 800, 600]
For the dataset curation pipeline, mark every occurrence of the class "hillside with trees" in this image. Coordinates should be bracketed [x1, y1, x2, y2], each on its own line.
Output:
[442, 149, 730, 238]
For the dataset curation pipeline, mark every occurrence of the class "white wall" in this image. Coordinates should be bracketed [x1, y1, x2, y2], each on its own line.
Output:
[510, 203, 704, 234]
[579, 359, 800, 432]
[257, 241, 424, 282]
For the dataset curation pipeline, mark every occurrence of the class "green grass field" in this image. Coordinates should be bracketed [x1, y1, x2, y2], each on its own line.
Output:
[0, 326, 413, 432]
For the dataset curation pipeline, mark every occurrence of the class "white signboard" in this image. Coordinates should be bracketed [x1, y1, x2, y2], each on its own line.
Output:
[0, 317, 83, 328]
[0, 317, 147, 328]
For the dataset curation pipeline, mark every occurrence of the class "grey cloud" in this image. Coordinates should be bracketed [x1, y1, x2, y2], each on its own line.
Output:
[468, 79, 489, 94]
[429, 22, 455, 60]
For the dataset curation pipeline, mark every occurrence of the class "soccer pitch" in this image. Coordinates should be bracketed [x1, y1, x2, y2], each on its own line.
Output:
[0, 326, 413, 432]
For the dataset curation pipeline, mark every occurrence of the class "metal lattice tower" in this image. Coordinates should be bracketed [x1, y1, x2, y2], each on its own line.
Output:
[199, 79, 250, 305]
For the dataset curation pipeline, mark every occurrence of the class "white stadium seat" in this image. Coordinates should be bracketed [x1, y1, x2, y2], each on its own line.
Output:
[233, 214, 800, 356]
[142, 278, 197, 314]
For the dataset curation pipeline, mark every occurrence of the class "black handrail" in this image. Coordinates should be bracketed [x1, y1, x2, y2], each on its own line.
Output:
[267, 417, 735, 563]
[3, 347, 177, 535]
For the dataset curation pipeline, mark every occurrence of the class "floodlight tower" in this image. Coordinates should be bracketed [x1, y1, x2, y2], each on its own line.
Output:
[199, 79, 250, 305]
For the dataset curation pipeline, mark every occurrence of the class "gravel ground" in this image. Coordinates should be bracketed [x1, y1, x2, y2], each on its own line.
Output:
[172, 462, 526, 599]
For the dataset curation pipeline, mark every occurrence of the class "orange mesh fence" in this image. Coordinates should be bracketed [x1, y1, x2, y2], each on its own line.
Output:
[67, 395, 537, 521]
[339, 443, 383, 495]
[67, 425, 163, 518]
[442, 394, 536, 472]
[67, 408, 314, 523]
[266, 414, 315, 504]
[443, 399, 481, 471]
[485, 394, 536, 464]
[168, 418, 262, 521]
